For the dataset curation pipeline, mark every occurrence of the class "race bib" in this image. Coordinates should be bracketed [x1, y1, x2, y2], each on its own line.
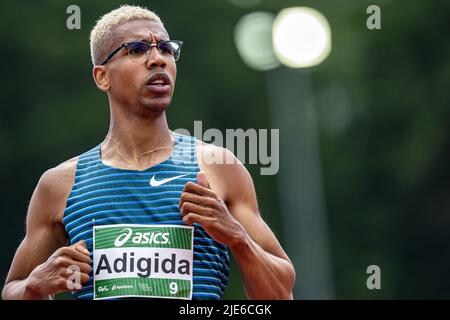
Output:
[93, 224, 193, 300]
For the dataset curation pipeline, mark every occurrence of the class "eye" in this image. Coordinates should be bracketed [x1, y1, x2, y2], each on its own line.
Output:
[158, 41, 175, 55]
[127, 42, 148, 55]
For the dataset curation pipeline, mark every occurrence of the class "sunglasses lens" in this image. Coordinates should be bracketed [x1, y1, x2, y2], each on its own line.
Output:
[124, 41, 182, 63]
[126, 42, 150, 63]
[159, 41, 181, 61]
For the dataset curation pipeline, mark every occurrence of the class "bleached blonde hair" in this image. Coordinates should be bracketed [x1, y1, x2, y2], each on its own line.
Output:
[90, 5, 163, 65]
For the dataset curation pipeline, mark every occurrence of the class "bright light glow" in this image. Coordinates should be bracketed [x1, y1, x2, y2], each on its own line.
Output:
[273, 7, 331, 68]
[234, 12, 280, 71]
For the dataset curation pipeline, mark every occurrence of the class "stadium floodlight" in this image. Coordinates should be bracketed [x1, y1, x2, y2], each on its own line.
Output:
[234, 12, 280, 71]
[233, 7, 335, 298]
[273, 7, 331, 68]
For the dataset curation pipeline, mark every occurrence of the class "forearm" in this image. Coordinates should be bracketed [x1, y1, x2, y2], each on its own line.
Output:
[2, 278, 51, 300]
[230, 234, 295, 300]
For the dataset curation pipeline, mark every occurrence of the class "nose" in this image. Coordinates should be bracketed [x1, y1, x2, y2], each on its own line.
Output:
[146, 44, 167, 70]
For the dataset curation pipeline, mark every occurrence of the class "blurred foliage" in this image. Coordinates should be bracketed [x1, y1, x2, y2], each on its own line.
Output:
[1, 0, 449, 299]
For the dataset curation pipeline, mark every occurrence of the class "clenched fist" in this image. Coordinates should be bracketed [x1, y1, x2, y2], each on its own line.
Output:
[26, 240, 91, 297]
[179, 172, 247, 248]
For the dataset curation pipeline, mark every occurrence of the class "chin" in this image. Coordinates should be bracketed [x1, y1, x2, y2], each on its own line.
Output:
[140, 98, 171, 115]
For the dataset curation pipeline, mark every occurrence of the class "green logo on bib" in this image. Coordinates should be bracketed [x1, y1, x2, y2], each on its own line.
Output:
[93, 224, 193, 300]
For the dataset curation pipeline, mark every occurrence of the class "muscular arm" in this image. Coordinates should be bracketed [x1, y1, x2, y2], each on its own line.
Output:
[2, 159, 90, 300]
[183, 143, 295, 299]
[224, 163, 295, 299]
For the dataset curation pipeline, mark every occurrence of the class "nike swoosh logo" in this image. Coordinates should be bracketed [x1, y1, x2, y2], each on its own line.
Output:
[149, 174, 188, 187]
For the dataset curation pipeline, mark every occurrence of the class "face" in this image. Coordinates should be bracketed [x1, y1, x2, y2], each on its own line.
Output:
[98, 20, 177, 115]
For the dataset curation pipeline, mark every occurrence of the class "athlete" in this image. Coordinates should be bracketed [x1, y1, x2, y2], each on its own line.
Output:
[2, 5, 295, 300]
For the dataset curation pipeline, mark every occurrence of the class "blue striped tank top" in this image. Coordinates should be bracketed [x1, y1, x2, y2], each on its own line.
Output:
[62, 132, 230, 300]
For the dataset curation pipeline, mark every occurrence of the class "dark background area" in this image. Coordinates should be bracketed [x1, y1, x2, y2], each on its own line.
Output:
[1, 0, 449, 299]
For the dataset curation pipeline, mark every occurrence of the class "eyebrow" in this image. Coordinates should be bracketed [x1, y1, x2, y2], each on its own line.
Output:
[138, 37, 170, 43]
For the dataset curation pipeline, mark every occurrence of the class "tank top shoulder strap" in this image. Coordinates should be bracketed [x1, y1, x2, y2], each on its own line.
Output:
[169, 131, 198, 166]
[75, 144, 102, 171]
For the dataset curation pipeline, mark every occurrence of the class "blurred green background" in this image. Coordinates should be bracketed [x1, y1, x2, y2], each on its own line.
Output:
[1, 0, 449, 299]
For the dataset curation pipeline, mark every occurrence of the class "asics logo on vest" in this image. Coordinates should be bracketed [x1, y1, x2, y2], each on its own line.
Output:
[149, 174, 188, 187]
[114, 228, 170, 247]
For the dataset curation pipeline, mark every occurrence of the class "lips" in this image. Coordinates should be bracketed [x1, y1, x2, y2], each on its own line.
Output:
[147, 73, 170, 85]
[145, 73, 171, 95]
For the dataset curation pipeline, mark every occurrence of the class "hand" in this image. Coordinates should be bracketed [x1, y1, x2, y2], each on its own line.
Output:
[179, 172, 247, 247]
[26, 240, 91, 297]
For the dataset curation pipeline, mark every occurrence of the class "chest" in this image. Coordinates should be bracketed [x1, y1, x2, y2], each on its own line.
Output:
[63, 168, 199, 247]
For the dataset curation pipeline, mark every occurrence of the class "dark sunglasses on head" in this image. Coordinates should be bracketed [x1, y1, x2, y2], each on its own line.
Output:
[101, 40, 183, 65]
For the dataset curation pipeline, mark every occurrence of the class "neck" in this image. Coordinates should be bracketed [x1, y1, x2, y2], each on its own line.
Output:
[101, 106, 174, 169]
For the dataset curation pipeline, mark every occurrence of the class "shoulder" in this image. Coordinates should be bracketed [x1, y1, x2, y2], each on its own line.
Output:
[31, 157, 79, 223]
[38, 157, 78, 194]
[196, 140, 256, 205]
[196, 140, 237, 166]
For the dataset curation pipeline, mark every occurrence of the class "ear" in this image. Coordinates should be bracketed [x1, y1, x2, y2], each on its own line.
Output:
[93, 65, 110, 92]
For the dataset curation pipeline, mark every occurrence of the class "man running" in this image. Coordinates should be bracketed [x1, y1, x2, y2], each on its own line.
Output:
[2, 5, 295, 300]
